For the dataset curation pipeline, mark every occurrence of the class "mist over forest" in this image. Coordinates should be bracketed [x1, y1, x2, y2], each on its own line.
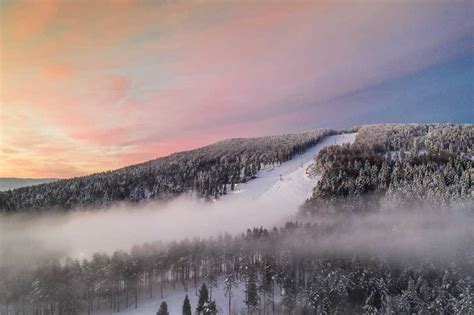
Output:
[0, 192, 300, 261]
[1, 124, 473, 315]
[1, 195, 472, 267]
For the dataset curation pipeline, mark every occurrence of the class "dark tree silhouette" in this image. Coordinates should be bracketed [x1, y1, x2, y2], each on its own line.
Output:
[182, 294, 192, 315]
[157, 301, 169, 315]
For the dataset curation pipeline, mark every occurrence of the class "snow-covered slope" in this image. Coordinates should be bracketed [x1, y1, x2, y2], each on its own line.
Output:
[224, 133, 356, 206]
[108, 133, 356, 315]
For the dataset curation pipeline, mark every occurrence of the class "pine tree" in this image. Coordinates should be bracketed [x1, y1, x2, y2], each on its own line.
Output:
[196, 283, 209, 314]
[157, 301, 169, 315]
[224, 271, 239, 315]
[182, 294, 192, 315]
[244, 267, 260, 313]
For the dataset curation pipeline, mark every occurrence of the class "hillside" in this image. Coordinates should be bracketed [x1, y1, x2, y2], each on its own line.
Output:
[1, 124, 473, 315]
[0, 129, 335, 213]
[303, 123, 473, 215]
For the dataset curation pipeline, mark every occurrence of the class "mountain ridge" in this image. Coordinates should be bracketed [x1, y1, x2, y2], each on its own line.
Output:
[0, 128, 337, 212]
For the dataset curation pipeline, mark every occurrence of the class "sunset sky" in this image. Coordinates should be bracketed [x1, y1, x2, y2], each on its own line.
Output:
[1, 0, 473, 178]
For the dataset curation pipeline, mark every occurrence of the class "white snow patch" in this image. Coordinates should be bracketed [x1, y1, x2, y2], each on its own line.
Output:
[223, 133, 356, 206]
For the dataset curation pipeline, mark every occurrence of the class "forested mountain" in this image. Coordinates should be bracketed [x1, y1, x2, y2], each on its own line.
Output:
[304, 124, 473, 215]
[0, 129, 335, 213]
[0, 124, 472, 315]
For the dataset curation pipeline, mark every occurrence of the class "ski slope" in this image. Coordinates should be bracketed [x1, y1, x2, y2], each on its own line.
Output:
[224, 133, 356, 206]
[106, 133, 356, 315]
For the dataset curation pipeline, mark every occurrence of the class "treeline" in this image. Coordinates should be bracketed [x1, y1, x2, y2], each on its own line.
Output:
[1, 222, 472, 315]
[0, 130, 335, 213]
[354, 124, 473, 154]
[304, 124, 473, 215]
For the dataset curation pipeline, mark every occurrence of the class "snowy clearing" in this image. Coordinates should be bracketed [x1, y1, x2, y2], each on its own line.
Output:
[87, 276, 283, 315]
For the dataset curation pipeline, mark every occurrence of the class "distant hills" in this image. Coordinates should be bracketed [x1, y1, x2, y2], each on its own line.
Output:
[0, 178, 59, 192]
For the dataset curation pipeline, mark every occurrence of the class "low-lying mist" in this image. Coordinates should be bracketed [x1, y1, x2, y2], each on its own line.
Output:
[1, 193, 473, 270]
[0, 192, 299, 265]
[295, 207, 474, 263]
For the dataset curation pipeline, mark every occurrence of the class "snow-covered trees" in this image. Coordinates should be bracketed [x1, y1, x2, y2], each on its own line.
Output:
[244, 266, 260, 314]
[1, 220, 472, 315]
[196, 283, 216, 315]
[0, 129, 335, 213]
[223, 271, 238, 315]
[305, 124, 473, 215]
[196, 283, 208, 313]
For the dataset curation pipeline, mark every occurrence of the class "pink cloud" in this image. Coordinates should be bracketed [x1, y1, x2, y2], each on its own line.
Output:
[70, 125, 141, 147]
[1, 1, 470, 178]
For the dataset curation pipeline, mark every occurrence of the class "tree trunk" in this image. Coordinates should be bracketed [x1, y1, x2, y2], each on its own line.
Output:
[87, 290, 91, 315]
[160, 274, 164, 299]
[135, 287, 138, 309]
[117, 289, 120, 313]
[272, 281, 275, 314]
[149, 274, 153, 298]
[125, 287, 129, 309]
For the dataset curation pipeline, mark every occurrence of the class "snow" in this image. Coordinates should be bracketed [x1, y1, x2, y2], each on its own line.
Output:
[107, 278, 241, 315]
[223, 133, 356, 206]
[90, 276, 283, 315]
[98, 133, 356, 315]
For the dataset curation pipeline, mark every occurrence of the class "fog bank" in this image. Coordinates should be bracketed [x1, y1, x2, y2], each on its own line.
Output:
[0, 193, 299, 262]
[2, 197, 473, 268]
[307, 208, 474, 262]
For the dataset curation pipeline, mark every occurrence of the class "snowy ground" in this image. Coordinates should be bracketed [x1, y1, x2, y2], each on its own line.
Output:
[223, 133, 356, 205]
[96, 133, 356, 315]
[88, 276, 283, 315]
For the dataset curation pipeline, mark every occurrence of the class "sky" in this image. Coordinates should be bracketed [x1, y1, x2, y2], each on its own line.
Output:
[0, 0, 473, 178]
